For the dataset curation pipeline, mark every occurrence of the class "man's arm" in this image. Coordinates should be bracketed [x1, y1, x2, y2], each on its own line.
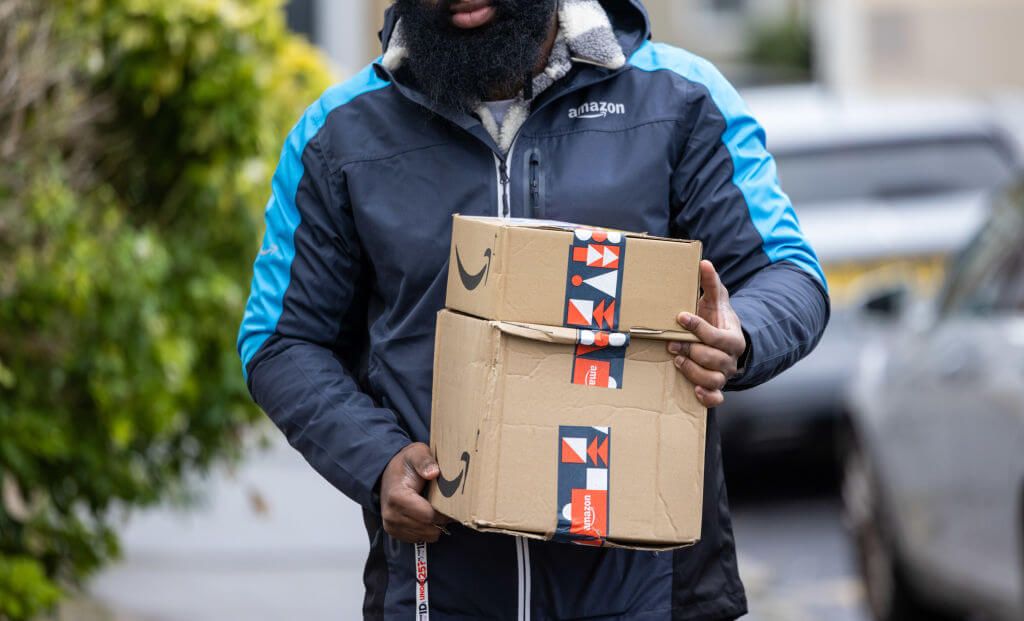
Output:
[237, 112, 412, 513]
[669, 57, 830, 397]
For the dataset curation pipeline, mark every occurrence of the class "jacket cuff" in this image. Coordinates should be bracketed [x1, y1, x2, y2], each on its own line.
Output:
[356, 432, 413, 514]
[730, 327, 753, 385]
[725, 296, 770, 391]
[368, 435, 414, 513]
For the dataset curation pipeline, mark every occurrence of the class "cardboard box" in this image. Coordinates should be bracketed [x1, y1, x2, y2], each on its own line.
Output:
[429, 310, 707, 549]
[432, 216, 707, 549]
[446, 216, 702, 337]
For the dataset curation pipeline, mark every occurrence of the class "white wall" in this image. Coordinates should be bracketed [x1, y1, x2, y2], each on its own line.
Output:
[312, 0, 372, 75]
[816, 0, 1024, 97]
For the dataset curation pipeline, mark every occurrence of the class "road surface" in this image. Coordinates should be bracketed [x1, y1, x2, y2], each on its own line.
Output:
[87, 431, 869, 620]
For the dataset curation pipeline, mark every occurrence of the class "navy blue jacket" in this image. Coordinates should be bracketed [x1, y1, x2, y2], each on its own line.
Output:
[238, 1, 829, 618]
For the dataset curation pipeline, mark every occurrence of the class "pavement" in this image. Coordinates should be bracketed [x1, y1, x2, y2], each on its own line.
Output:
[734, 500, 867, 621]
[86, 429, 366, 621]
[83, 427, 869, 620]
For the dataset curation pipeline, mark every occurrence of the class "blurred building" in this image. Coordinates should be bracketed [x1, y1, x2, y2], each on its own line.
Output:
[817, 0, 1024, 97]
[286, 0, 383, 76]
[288, 0, 809, 85]
[285, 0, 1024, 97]
[644, 0, 809, 83]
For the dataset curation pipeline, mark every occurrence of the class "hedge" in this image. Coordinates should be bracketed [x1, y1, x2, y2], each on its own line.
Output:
[0, 0, 333, 617]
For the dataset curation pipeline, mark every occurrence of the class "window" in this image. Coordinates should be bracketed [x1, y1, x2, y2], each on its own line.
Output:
[705, 0, 747, 13]
[939, 185, 1024, 316]
[286, 0, 317, 42]
[997, 246, 1024, 312]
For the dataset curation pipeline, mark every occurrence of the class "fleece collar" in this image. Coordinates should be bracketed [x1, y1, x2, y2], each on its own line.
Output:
[381, 0, 626, 153]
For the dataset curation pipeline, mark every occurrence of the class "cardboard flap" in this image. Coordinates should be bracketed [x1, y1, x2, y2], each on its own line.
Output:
[473, 524, 549, 542]
[472, 523, 695, 551]
[493, 320, 700, 344]
[456, 215, 701, 245]
[493, 321, 579, 345]
[628, 328, 700, 343]
[601, 538, 697, 552]
[458, 215, 621, 236]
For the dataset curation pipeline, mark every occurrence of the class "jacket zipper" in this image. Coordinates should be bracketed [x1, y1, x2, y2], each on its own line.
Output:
[528, 150, 541, 218]
[492, 135, 532, 620]
[493, 138, 518, 218]
[383, 60, 628, 218]
[488, 64, 628, 219]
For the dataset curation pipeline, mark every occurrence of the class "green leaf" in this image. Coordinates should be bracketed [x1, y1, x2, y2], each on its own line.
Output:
[0, 0, 334, 616]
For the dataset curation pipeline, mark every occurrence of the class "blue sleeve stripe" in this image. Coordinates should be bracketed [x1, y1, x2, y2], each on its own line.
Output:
[629, 42, 827, 290]
[237, 62, 390, 378]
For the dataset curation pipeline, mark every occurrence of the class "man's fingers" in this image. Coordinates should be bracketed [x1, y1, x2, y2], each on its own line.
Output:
[382, 490, 448, 543]
[386, 513, 444, 543]
[392, 489, 440, 525]
[673, 355, 727, 391]
[667, 342, 737, 376]
[689, 342, 735, 374]
[380, 444, 449, 544]
[403, 442, 440, 482]
[698, 260, 727, 306]
[676, 312, 745, 357]
[695, 386, 725, 408]
[676, 312, 731, 350]
[383, 515, 441, 544]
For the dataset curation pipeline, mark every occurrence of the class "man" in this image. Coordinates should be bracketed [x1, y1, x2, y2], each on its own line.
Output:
[237, 0, 829, 618]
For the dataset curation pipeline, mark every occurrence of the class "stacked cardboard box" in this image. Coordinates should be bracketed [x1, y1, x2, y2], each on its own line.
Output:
[429, 216, 708, 549]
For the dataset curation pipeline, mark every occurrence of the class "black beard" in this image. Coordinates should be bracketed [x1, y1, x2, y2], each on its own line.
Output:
[393, 0, 558, 114]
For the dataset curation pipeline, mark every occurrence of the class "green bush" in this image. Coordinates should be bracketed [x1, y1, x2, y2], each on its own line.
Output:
[0, 0, 333, 617]
[745, 11, 813, 83]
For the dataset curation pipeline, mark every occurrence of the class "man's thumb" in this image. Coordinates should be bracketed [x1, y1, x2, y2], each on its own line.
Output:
[698, 260, 727, 305]
[407, 443, 440, 480]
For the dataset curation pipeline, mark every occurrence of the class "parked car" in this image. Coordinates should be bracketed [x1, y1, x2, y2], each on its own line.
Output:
[719, 87, 1021, 463]
[841, 180, 1024, 621]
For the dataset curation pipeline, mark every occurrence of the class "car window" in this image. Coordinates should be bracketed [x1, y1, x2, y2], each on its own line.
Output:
[775, 135, 1015, 205]
[998, 247, 1024, 312]
[939, 184, 1024, 316]
[993, 187, 1024, 312]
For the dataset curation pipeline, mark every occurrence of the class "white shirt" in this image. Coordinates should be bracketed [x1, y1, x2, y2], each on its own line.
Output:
[482, 98, 517, 129]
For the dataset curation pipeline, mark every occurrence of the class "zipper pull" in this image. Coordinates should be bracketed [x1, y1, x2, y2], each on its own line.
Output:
[499, 159, 509, 186]
[499, 158, 510, 218]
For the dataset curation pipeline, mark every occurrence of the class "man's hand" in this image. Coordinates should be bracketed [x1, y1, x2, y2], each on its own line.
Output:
[668, 260, 747, 408]
[380, 443, 450, 544]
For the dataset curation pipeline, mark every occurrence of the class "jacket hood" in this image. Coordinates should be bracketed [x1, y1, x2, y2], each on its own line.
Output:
[378, 0, 651, 60]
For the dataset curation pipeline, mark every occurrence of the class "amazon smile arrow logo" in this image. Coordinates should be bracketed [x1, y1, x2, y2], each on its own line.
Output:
[437, 451, 470, 498]
[455, 246, 492, 291]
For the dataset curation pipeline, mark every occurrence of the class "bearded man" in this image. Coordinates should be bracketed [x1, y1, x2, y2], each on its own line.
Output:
[237, 1, 829, 619]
